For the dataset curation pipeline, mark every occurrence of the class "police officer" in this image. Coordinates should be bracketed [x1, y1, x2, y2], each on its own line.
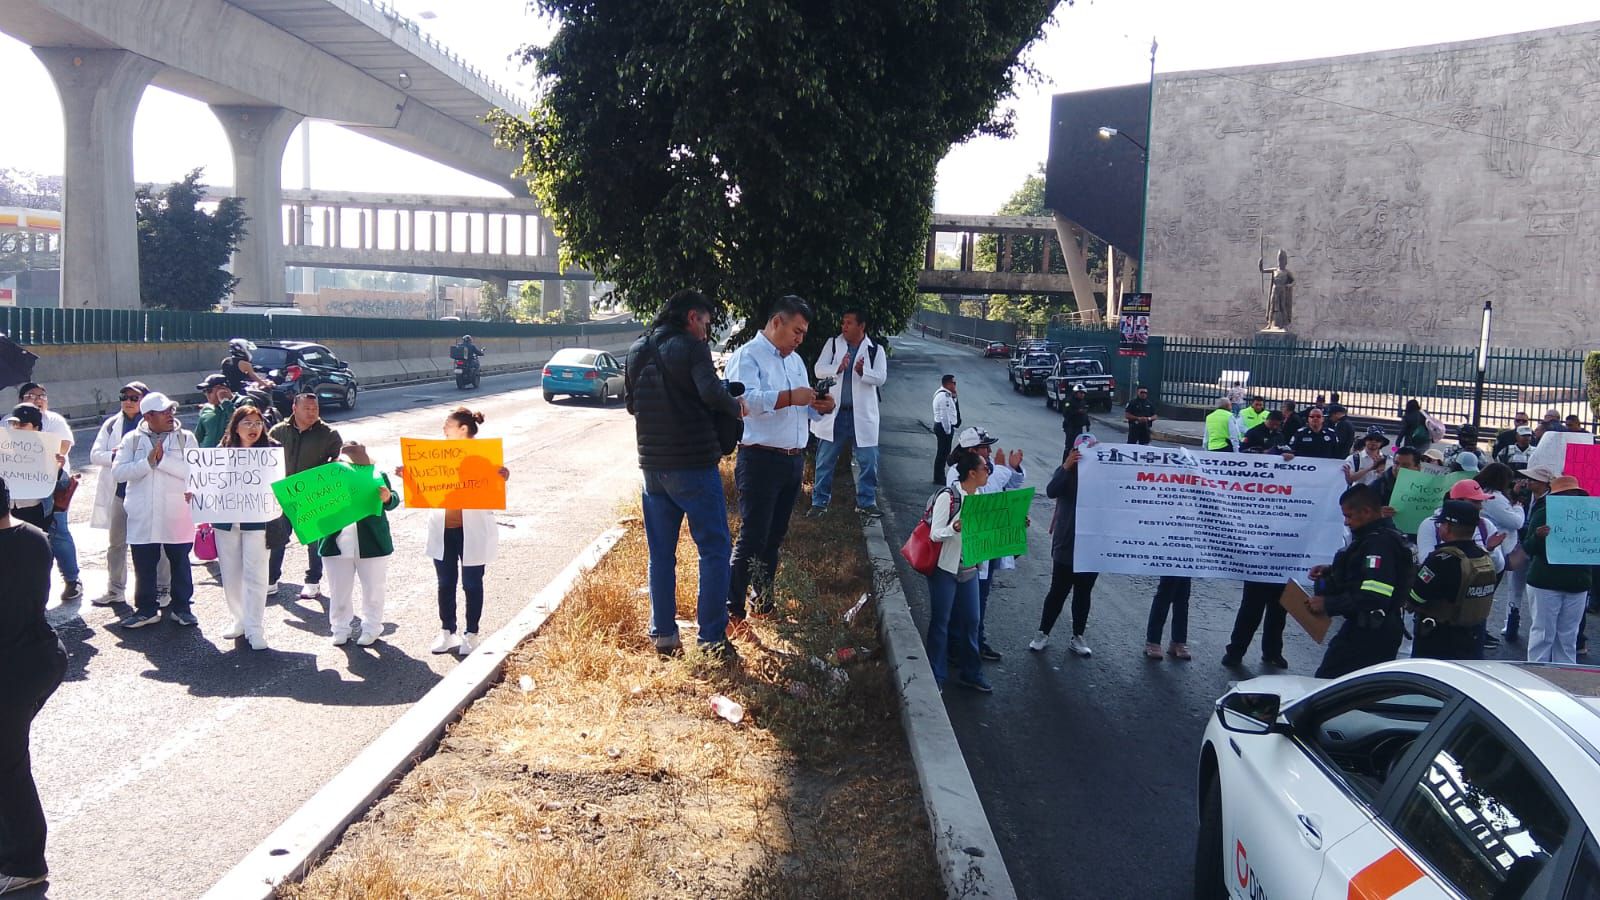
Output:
[1407, 500, 1498, 660]
[1287, 406, 1343, 459]
[1061, 384, 1091, 446]
[1307, 485, 1414, 678]
[1124, 386, 1156, 445]
[1241, 409, 1292, 455]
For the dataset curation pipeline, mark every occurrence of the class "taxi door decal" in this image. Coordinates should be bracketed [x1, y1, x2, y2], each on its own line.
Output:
[1346, 848, 1424, 900]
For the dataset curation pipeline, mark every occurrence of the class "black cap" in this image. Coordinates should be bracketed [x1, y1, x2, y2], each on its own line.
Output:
[1438, 499, 1481, 528]
[1266, 410, 1284, 422]
[197, 374, 229, 392]
[1325, 403, 1346, 415]
[5, 403, 42, 428]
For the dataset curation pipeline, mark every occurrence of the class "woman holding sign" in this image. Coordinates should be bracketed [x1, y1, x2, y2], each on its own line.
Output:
[419, 408, 509, 656]
[925, 449, 991, 693]
[214, 406, 279, 651]
[319, 443, 401, 647]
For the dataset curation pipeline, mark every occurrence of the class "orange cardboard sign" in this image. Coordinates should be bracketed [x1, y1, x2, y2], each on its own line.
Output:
[399, 438, 506, 510]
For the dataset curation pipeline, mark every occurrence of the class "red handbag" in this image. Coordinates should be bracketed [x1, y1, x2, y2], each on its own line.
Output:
[900, 489, 956, 576]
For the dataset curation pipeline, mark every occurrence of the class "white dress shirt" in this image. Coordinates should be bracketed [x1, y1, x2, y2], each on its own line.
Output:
[726, 331, 820, 450]
[932, 388, 959, 432]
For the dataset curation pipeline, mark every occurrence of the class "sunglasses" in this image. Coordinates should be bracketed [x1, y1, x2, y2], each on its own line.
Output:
[120, 393, 142, 401]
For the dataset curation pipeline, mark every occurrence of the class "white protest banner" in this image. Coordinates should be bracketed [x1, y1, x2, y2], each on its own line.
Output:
[183, 446, 284, 524]
[1526, 430, 1594, 475]
[1074, 444, 1348, 581]
[0, 429, 61, 501]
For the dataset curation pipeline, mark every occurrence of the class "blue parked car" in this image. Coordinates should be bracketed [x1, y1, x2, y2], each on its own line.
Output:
[541, 347, 626, 404]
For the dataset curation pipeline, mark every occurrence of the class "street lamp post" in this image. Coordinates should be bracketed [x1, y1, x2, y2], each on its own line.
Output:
[1472, 300, 1493, 432]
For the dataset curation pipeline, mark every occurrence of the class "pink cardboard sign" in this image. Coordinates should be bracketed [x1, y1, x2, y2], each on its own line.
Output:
[1565, 443, 1600, 495]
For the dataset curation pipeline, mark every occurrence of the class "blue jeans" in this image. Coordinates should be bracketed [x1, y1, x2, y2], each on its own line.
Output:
[927, 568, 981, 686]
[49, 509, 79, 582]
[728, 447, 804, 618]
[642, 467, 732, 645]
[977, 574, 992, 645]
[811, 412, 879, 509]
[132, 543, 195, 616]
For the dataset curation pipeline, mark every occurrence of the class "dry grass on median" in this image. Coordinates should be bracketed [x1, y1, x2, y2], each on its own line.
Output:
[282, 461, 941, 899]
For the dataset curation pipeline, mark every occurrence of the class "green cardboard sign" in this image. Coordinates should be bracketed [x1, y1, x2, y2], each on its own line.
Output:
[960, 487, 1035, 568]
[1389, 467, 1471, 534]
[271, 462, 384, 545]
[1544, 495, 1600, 565]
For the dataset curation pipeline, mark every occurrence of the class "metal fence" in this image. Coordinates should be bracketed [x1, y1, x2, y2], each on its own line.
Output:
[0, 306, 638, 346]
[1153, 336, 1590, 433]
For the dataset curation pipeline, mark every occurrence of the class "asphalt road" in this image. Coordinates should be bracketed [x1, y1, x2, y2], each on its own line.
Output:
[875, 334, 1558, 900]
[26, 356, 642, 900]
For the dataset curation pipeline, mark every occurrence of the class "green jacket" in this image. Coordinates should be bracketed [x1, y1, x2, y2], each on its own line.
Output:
[314, 471, 402, 559]
[1240, 406, 1268, 433]
[268, 418, 343, 476]
[195, 398, 236, 448]
[1523, 489, 1594, 593]
[1205, 408, 1234, 451]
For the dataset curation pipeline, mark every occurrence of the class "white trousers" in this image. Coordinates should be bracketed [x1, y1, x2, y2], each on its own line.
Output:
[216, 526, 268, 641]
[324, 554, 389, 636]
[1526, 586, 1586, 664]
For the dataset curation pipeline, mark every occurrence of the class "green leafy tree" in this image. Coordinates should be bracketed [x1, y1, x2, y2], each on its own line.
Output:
[478, 280, 516, 322]
[1585, 350, 1600, 424]
[135, 169, 248, 310]
[492, 1, 1058, 349]
[516, 281, 543, 322]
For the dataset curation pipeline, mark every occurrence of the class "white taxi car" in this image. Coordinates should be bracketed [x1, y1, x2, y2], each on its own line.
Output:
[1196, 660, 1600, 900]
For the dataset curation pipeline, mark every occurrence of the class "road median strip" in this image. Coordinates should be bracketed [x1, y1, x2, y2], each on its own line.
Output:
[226, 462, 941, 898]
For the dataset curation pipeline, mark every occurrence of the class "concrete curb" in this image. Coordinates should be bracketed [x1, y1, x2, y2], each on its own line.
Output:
[860, 515, 1017, 900]
[201, 524, 627, 900]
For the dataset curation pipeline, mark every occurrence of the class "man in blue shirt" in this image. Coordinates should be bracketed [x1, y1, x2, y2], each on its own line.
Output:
[724, 295, 836, 625]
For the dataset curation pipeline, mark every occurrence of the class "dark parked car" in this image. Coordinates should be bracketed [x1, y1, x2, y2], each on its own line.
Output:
[251, 341, 359, 415]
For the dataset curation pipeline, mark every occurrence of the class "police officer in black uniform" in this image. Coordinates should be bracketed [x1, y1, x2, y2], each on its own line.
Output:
[1062, 384, 1092, 446]
[1287, 406, 1343, 459]
[1242, 410, 1292, 455]
[1307, 485, 1414, 678]
[1407, 500, 1498, 660]
[1124, 386, 1156, 445]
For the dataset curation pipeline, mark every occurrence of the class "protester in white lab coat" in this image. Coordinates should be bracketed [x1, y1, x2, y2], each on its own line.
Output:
[808, 311, 889, 517]
[319, 442, 401, 647]
[214, 405, 278, 650]
[111, 393, 198, 630]
[88, 382, 170, 606]
[413, 407, 510, 657]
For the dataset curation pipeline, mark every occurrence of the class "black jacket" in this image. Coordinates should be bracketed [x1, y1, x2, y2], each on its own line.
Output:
[626, 327, 742, 470]
[1242, 423, 1290, 454]
[1046, 463, 1079, 564]
[1288, 425, 1343, 459]
[1323, 518, 1413, 627]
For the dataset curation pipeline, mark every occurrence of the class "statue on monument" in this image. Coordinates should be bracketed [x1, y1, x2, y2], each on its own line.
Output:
[1258, 249, 1295, 330]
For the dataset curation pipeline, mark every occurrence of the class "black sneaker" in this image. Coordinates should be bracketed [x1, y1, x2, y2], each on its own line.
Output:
[60, 580, 84, 603]
[168, 610, 198, 627]
[1481, 634, 1500, 651]
[1262, 655, 1289, 669]
[117, 611, 161, 629]
[979, 642, 1003, 661]
[856, 506, 884, 519]
[955, 673, 994, 693]
[702, 640, 741, 664]
[1220, 653, 1243, 668]
[804, 507, 827, 519]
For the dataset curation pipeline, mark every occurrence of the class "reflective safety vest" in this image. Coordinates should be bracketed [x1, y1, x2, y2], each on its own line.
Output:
[1424, 545, 1498, 627]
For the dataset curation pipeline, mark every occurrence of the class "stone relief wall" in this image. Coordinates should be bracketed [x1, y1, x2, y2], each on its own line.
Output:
[1144, 22, 1600, 349]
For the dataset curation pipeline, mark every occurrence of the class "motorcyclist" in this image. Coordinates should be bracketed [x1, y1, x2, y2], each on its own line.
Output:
[221, 338, 273, 394]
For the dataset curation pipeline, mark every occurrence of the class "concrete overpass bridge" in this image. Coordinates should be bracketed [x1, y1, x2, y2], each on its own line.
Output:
[0, 0, 537, 310]
[921, 213, 1124, 321]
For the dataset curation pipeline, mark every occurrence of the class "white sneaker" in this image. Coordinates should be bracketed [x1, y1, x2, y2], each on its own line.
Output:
[221, 621, 245, 640]
[331, 629, 352, 646]
[300, 582, 321, 600]
[1069, 634, 1093, 657]
[457, 632, 478, 656]
[266, 581, 280, 594]
[1027, 631, 1050, 652]
[156, 591, 172, 609]
[247, 634, 269, 651]
[430, 629, 459, 654]
[356, 629, 381, 646]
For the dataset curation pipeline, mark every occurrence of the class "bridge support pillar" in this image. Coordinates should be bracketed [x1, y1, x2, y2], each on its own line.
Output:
[569, 280, 592, 322]
[34, 49, 159, 309]
[943, 297, 963, 317]
[213, 106, 303, 306]
[542, 279, 563, 318]
[1051, 213, 1102, 322]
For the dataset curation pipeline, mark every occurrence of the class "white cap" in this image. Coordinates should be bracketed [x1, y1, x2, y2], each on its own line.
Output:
[138, 392, 179, 415]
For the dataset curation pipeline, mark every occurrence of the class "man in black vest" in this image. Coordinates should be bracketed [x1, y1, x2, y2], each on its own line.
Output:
[1407, 500, 1498, 660]
[626, 290, 747, 657]
[1124, 386, 1156, 445]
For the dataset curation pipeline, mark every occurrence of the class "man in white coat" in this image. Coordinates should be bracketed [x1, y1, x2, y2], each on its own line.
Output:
[111, 393, 198, 629]
[807, 309, 889, 518]
[88, 382, 170, 606]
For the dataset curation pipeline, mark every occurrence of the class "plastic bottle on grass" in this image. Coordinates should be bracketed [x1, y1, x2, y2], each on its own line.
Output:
[710, 694, 744, 724]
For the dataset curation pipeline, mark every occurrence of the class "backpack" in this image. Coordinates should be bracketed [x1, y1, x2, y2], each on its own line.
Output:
[1424, 414, 1446, 443]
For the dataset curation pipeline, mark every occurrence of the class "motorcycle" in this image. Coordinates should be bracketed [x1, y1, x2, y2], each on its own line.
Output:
[454, 356, 480, 390]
